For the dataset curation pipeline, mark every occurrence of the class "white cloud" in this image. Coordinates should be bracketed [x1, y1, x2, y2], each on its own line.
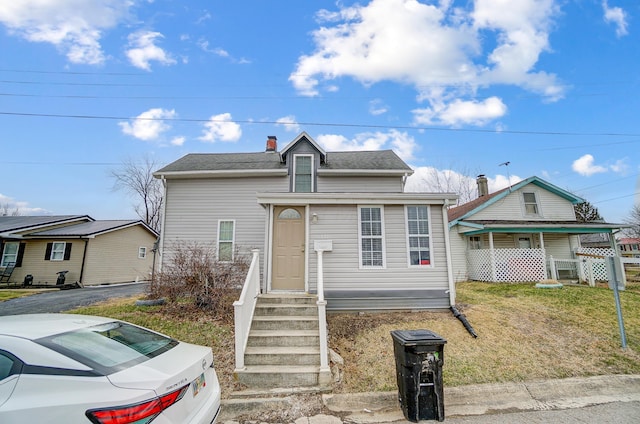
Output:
[610, 158, 629, 174]
[199, 113, 242, 142]
[197, 39, 229, 57]
[290, 0, 564, 126]
[413, 96, 507, 126]
[369, 99, 388, 116]
[125, 31, 176, 71]
[0, 0, 132, 65]
[602, 1, 628, 37]
[119, 108, 176, 141]
[0, 193, 48, 215]
[572, 154, 607, 176]
[317, 130, 417, 161]
[276, 116, 301, 133]
[404, 167, 520, 202]
[170, 136, 186, 146]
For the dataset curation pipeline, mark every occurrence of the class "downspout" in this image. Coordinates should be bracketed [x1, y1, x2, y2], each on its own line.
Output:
[401, 172, 409, 191]
[157, 175, 168, 272]
[442, 199, 456, 306]
[79, 238, 89, 285]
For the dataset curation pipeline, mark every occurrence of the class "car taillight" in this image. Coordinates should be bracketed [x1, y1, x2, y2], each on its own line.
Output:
[85, 385, 189, 424]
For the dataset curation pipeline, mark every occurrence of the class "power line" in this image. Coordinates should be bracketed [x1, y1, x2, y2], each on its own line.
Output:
[2, 110, 640, 138]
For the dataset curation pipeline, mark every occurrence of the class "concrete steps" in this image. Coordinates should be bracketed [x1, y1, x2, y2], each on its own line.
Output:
[236, 294, 324, 389]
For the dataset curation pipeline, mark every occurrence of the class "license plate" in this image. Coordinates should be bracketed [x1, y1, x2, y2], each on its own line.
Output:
[191, 373, 206, 397]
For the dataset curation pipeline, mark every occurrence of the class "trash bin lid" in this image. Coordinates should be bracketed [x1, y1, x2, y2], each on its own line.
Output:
[391, 329, 447, 346]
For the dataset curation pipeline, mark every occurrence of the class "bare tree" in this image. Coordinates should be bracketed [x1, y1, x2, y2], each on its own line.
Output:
[111, 156, 163, 232]
[574, 201, 603, 222]
[0, 203, 21, 216]
[407, 166, 480, 205]
[624, 204, 640, 238]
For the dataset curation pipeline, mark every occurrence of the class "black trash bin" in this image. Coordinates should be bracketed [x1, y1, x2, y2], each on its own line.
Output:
[391, 329, 446, 422]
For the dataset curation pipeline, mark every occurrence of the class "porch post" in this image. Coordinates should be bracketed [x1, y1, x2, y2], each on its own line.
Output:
[540, 232, 547, 278]
[489, 232, 497, 282]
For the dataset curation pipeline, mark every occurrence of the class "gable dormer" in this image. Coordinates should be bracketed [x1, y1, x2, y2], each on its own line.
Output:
[280, 132, 326, 193]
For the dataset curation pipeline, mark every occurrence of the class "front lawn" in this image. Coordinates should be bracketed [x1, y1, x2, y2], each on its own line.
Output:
[67, 281, 640, 397]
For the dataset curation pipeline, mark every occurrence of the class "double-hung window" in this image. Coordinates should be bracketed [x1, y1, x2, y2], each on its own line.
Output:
[523, 192, 539, 216]
[359, 206, 384, 268]
[217, 220, 235, 262]
[138, 247, 147, 259]
[1, 242, 19, 266]
[293, 155, 313, 192]
[50, 242, 66, 261]
[406, 206, 432, 266]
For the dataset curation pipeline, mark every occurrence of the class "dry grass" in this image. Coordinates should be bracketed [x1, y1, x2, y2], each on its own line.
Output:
[68, 280, 640, 398]
[328, 281, 640, 393]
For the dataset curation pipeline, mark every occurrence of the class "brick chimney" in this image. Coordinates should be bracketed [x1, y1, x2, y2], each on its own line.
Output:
[477, 174, 489, 197]
[266, 136, 277, 152]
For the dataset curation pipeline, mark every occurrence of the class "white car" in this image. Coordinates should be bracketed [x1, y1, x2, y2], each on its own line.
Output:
[0, 314, 221, 424]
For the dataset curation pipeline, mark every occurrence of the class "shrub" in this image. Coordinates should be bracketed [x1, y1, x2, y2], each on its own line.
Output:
[150, 241, 250, 320]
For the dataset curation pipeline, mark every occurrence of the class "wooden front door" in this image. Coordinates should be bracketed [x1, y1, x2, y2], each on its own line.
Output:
[272, 206, 305, 291]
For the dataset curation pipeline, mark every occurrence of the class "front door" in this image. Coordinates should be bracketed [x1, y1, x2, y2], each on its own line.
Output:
[272, 206, 305, 291]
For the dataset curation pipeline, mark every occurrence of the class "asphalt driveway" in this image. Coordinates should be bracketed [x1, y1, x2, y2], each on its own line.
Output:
[0, 283, 148, 316]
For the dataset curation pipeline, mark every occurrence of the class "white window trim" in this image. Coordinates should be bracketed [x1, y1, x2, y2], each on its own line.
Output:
[358, 205, 386, 269]
[1, 241, 19, 267]
[521, 190, 542, 217]
[405, 205, 434, 268]
[468, 236, 483, 250]
[217, 219, 236, 262]
[50, 242, 66, 261]
[138, 247, 147, 259]
[293, 154, 314, 193]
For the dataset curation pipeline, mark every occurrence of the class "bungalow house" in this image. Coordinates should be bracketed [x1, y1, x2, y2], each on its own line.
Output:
[448, 175, 626, 283]
[0, 215, 158, 286]
[618, 238, 640, 258]
[154, 131, 458, 388]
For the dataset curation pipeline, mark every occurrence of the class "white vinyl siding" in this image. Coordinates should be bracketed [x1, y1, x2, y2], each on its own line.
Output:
[317, 175, 404, 193]
[406, 206, 432, 266]
[307, 204, 451, 309]
[217, 220, 235, 261]
[1, 242, 19, 266]
[471, 185, 575, 221]
[50, 242, 66, 261]
[358, 206, 385, 268]
[294, 155, 313, 192]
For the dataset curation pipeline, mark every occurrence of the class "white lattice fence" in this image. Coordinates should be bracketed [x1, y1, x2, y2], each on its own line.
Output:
[577, 247, 616, 282]
[467, 248, 546, 282]
[494, 248, 546, 282]
[467, 250, 492, 281]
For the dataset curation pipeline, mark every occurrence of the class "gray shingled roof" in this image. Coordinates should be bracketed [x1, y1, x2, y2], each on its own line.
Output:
[0, 215, 88, 233]
[29, 220, 156, 237]
[156, 152, 285, 173]
[156, 149, 411, 174]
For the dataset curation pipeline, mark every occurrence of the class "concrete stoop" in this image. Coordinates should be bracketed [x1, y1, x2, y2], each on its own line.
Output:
[235, 294, 327, 389]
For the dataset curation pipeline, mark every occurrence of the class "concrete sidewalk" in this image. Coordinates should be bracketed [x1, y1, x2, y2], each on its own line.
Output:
[220, 374, 640, 423]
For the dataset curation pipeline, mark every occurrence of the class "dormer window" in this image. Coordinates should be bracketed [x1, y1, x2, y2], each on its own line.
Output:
[523, 192, 539, 215]
[293, 154, 314, 192]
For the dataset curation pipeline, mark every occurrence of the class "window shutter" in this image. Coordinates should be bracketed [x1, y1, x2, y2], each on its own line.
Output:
[15, 243, 26, 267]
[45, 243, 53, 260]
[64, 243, 72, 260]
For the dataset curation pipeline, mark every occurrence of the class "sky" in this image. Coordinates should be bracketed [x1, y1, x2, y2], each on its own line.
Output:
[0, 0, 638, 224]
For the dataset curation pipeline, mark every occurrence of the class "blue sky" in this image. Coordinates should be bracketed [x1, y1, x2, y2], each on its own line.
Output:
[0, 0, 638, 223]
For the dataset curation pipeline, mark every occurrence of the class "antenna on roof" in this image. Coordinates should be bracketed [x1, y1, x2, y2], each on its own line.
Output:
[499, 161, 511, 192]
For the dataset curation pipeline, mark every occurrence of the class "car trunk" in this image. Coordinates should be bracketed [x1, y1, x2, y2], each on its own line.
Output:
[107, 341, 219, 422]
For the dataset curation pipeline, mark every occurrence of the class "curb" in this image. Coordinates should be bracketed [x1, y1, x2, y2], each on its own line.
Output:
[324, 374, 640, 422]
[221, 374, 640, 423]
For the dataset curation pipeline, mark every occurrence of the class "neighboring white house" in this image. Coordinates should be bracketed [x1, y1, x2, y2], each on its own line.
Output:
[154, 132, 459, 310]
[448, 175, 626, 283]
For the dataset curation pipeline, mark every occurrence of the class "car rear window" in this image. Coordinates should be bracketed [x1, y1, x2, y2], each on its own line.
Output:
[36, 321, 178, 375]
